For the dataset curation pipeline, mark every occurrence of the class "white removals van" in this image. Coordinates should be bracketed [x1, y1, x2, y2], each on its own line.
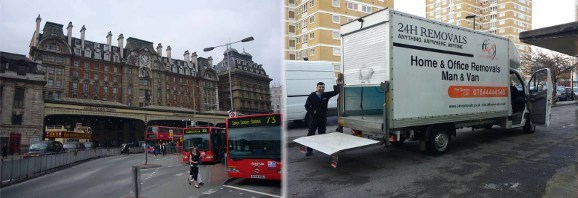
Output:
[294, 9, 552, 167]
[285, 61, 338, 122]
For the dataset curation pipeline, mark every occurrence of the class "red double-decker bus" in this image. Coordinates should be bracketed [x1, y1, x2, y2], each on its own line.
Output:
[145, 126, 184, 142]
[182, 126, 226, 163]
[226, 114, 282, 180]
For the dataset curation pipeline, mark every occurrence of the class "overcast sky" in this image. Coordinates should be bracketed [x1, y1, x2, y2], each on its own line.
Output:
[395, 0, 576, 29]
[0, 0, 282, 84]
[0, 1, 575, 85]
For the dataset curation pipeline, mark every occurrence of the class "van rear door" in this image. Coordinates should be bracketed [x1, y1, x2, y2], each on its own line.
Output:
[527, 68, 552, 127]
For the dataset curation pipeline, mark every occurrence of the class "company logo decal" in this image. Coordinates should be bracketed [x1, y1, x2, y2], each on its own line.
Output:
[481, 39, 497, 60]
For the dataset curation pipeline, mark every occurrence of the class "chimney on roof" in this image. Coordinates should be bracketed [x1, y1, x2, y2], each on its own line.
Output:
[34, 15, 41, 47]
[106, 31, 112, 52]
[80, 25, 86, 51]
[191, 52, 198, 67]
[156, 43, 162, 56]
[208, 56, 213, 67]
[184, 50, 190, 62]
[67, 22, 73, 46]
[117, 34, 124, 58]
[166, 45, 172, 61]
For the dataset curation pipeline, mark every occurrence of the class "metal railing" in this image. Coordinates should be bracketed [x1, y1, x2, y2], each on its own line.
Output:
[0, 148, 120, 187]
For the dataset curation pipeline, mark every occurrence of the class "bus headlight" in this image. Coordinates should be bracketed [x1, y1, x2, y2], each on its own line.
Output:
[228, 166, 239, 172]
[205, 155, 213, 159]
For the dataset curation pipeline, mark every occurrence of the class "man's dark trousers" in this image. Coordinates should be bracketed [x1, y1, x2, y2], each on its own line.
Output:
[307, 115, 327, 153]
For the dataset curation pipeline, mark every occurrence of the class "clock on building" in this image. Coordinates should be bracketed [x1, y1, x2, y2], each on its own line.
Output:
[140, 54, 150, 67]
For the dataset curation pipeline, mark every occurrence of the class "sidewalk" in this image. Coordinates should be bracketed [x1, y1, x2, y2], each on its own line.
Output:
[287, 100, 578, 148]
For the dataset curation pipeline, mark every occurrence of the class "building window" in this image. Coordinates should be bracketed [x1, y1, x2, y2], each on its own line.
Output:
[128, 87, 132, 95]
[47, 79, 54, 87]
[310, 48, 315, 55]
[74, 61, 79, 68]
[309, 15, 315, 23]
[83, 84, 89, 93]
[94, 84, 99, 96]
[56, 67, 63, 75]
[309, 0, 314, 7]
[104, 65, 109, 72]
[94, 72, 99, 80]
[73, 69, 79, 78]
[346, 1, 358, 10]
[47, 43, 61, 52]
[332, 15, 340, 24]
[54, 92, 61, 100]
[56, 80, 62, 88]
[309, 32, 315, 39]
[362, 5, 372, 13]
[332, 0, 339, 7]
[12, 114, 23, 125]
[13, 88, 24, 108]
[113, 66, 118, 73]
[333, 31, 340, 39]
[73, 82, 78, 90]
[104, 86, 109, 96]
[48, 66, 55, 74]
[333, 47, 341, 56]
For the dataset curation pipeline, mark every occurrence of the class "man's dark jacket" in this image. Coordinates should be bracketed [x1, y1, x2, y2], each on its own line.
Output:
[304, 91, 339, 118]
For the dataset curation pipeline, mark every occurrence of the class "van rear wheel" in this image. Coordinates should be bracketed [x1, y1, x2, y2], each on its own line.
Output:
[426, 126, 451, 155]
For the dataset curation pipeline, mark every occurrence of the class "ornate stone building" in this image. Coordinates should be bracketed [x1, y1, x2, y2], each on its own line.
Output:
[0, 51, 46, 152]
[214, 48, 272, 114]
[28, 16, 219, 110]
[25, 16, 224, 145]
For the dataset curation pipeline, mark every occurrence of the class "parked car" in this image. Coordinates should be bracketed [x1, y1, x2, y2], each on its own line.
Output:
[24, 140, 64, 158]
[63, 142, 86, 152]
[83, 142, 95, 149]
[556, 86, 567, 101]
[121, 143, 145, 154]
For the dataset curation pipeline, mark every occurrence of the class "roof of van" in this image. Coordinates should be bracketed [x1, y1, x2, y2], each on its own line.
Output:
[284, 61, 336, 72]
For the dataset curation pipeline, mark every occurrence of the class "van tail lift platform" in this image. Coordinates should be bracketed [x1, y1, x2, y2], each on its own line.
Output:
[293, 132, 381, 168]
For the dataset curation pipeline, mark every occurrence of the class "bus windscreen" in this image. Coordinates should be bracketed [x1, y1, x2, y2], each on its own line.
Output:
[228, 125, 281, 160]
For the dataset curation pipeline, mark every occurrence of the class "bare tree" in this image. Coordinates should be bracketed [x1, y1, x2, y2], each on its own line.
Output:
[521, 49, 577, 105]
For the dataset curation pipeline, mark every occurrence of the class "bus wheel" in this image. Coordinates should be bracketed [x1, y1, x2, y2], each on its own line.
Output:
[523, 119, 535, 134]
[426, 126, 451, 155]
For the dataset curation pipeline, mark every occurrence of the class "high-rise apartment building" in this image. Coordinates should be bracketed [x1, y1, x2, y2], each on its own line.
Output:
[284, 0, 394, 72]
[426, 0, 532, 57]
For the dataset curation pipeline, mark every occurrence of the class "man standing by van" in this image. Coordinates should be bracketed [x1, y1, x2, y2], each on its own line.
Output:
[304, 82, 339, 156]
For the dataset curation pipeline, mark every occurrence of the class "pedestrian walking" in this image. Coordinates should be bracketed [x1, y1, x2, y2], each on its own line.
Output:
[197, 148, 205, 185]
[162, 143, 166, 156]
[154, 143, 159, 156]
[304, 82, 339, 156]
[1, 143, 7, 158]
[188, 147, 200, 188]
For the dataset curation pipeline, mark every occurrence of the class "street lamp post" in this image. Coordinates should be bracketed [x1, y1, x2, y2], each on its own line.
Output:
[204, 36, 254, 112]
[466, 14, 477, 30]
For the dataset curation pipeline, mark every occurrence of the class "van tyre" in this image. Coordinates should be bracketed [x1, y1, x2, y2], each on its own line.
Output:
[426, 126, 451, 155]
[523, 119, 535, 134]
